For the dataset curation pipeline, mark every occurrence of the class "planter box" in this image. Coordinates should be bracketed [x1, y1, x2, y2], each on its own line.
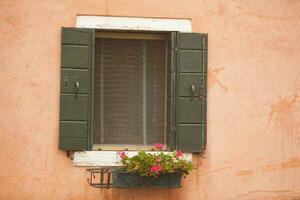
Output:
[112, 169, 183, 188]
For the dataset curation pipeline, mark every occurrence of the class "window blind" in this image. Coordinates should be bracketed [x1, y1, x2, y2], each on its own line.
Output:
[93, 38, 166, 145]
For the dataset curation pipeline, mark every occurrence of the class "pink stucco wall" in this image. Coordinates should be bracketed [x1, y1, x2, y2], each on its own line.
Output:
[1, 1, 300, 199]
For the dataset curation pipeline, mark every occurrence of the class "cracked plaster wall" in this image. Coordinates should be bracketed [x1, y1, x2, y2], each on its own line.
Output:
[0, 0, 300, 199]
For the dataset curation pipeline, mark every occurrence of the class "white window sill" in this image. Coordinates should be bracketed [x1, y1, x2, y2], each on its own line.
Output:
[73, 151, 193, 167]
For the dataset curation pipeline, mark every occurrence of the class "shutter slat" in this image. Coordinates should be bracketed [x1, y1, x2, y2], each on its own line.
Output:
[60, 122, 87, 138]
[61, 45, 90, 68]
[179, 33, 202, 49]
[60, 94, 88, 120]
[59, 28, 93, 151]
[179, 50, 203, 72]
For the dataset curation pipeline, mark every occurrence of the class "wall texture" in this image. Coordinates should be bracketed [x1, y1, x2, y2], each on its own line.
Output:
[1, 0, 300, 199]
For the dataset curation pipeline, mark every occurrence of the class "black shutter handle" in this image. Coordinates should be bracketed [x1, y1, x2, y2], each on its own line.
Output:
[75, 81, 80, 93]
[191, 84, 195, 98]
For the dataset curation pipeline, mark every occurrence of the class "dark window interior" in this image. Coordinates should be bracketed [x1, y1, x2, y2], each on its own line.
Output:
[93, 35, 168, 148]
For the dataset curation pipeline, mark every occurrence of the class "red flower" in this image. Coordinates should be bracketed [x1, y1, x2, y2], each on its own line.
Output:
[150, 165, 162, 173]
[119, 151, 127, 159]
[156, 157, 162, 163]
[154, 143, 164, 151]
[176, 150, 184, 157]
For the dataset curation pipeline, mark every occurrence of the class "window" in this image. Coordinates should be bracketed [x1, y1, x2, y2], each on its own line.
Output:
[93, 32, 168, 150]
[59, 28, 207, 153]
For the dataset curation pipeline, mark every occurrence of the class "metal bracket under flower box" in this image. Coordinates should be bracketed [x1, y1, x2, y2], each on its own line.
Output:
[87, 168, 113, 189]
[87, 167, 183, 189]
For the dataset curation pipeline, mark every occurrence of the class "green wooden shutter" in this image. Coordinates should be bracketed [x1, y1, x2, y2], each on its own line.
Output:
[175, 32, 207, 153]
[59, 27, 93, 150]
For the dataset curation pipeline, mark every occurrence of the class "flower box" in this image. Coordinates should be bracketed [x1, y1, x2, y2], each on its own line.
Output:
[110, 143, 193, 189]
[112, 169, 183, 188]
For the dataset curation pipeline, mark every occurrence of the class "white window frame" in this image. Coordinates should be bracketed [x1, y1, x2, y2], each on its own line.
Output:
[73, 15, 192, 167]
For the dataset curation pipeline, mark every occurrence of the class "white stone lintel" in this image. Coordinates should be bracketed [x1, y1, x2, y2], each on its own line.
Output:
[76, 15, 192, 32]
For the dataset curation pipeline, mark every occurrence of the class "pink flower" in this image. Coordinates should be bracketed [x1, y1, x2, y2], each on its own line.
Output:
[119, 151, 127, 159]
[154, 143, 164, 151]
[150, 165, 162, 173]
[176, 150, 184, 157]
[156, 157, 162, 163]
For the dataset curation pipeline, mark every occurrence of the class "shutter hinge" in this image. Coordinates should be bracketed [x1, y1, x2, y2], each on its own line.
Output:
[172, 126, 177, 134]
[172, 126, 177, 150]
[66, 151, 74, 160]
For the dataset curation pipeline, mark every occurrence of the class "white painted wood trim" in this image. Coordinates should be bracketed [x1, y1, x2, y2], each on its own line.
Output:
[73, 15, 193, 167]
[73, 151, 193, 167]
[76, 16, 192, 32]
